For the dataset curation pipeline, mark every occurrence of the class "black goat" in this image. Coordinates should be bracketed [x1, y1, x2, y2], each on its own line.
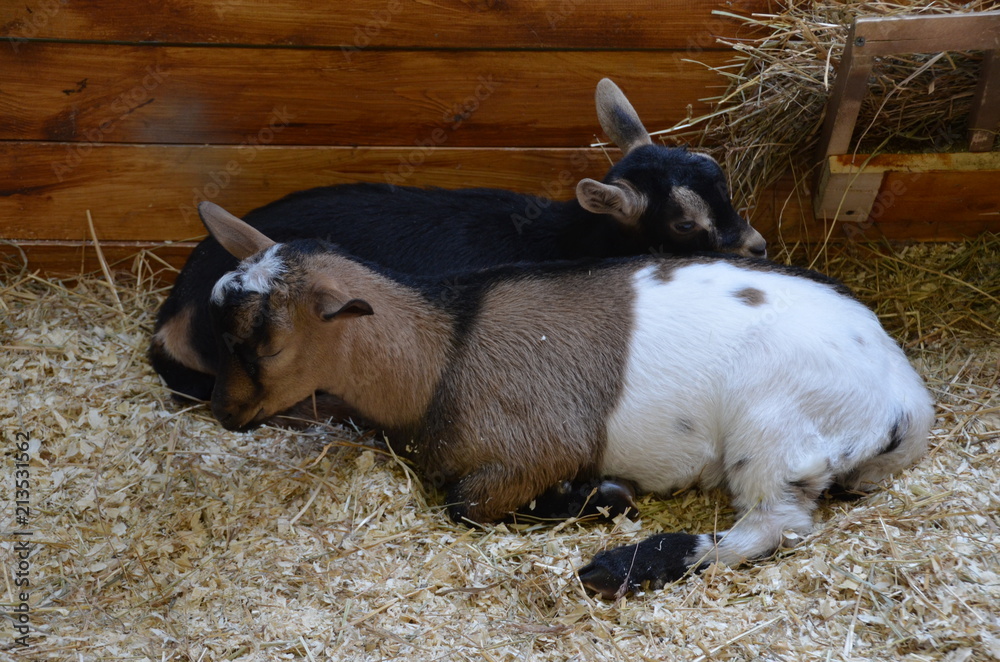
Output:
[151, 78, 765, 401]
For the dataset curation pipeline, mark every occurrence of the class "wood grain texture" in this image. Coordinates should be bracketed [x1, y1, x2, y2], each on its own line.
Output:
[820, 11, 1000, 157]
[0, 142, 620, 241]
[816, 20, 874, 159]
[830, 152, 1000, 172]
[853, 11, 1000, 56]
[1, 241, 195, 281]
[758, 174, 1000, 245]
[1, 43, 734, 147]
[868, 170, 1000, 225]
[5, 142, 997, 280]
[968, 50, 999, 152]
[0, 0, 765, 49]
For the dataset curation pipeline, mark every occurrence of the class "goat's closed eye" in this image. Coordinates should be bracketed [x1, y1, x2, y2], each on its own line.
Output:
[259, 349, 283, 360]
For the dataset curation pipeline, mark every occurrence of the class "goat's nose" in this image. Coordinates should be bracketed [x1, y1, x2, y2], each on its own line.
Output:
[743, 232, 767, 259]
[211, 400, 243, 430]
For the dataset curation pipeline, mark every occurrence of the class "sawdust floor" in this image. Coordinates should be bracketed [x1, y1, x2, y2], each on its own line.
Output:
[1, 241, 998, 661]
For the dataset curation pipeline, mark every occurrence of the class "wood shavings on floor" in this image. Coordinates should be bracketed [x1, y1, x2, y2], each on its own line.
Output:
[1, 241, 998, 661]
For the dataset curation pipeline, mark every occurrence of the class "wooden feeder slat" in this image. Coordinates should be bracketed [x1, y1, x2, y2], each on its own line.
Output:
[968, 51, 1000, 152]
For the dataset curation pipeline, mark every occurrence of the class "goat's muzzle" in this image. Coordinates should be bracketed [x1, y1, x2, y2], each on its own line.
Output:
[739, 228, 768, 259]
[211, 398, 263, 431]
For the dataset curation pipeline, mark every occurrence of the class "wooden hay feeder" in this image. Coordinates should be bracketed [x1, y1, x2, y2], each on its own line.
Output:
[814, 11, 1000, 238]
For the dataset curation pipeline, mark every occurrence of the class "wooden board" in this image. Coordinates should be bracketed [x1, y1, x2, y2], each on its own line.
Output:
[852, 11, 1000, 56]
[814, 152, 1000, 225]
[8, 182, 994, 281]
[871, 170, 1000, 225]
[0, 43, 733, 147]
[3, 2, 998, 278]
[5, 142, 995, 281]
[1, 241, 196, 282]
[0, 0, 765, 49]
[0, 142, 618, 242]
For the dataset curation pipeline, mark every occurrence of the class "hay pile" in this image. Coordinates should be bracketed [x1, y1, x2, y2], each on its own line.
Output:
[1, 237, 998, 661]
[658, 0, 999, 213]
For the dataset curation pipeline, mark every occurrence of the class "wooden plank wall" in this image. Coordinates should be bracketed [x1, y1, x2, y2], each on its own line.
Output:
[1, 0, 994, 279]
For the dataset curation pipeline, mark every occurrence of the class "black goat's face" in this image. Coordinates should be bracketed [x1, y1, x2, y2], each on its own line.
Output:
[585, 78, 766, 258]
[576, 147, 766, 258]
[628, 147, 766, 258]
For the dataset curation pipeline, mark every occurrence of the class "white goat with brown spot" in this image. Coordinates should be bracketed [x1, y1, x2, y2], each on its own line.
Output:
[199, 201, 934, 599]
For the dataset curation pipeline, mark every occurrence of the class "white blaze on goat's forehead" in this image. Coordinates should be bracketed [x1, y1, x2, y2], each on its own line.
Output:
[670, 186, 713, 230]
[209, 244, 286, 304]
[210, 272, 239, 304]
[241, 244, 286, 292]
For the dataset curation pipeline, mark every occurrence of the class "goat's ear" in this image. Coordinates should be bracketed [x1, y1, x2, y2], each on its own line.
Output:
[199, 201, 276, 260]
[595, 78, 652, 155]
[576, 178, 645, 226]
[313, 283, 374, 322]
[689, 150, 720, 166]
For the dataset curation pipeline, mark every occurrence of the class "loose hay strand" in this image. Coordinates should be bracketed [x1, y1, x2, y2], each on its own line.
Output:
[85, 209, 124, 316]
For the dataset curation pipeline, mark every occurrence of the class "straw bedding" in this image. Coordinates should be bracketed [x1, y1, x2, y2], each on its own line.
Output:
[2, 3, 999, 656]
[1, 234, 998, 661]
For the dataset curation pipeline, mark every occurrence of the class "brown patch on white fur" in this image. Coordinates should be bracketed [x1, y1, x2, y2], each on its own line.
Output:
[652, 260, 680, 283]
[421, 267, 635, 522]
[152, 305, 212, 375]
[733, 287, 767, 306]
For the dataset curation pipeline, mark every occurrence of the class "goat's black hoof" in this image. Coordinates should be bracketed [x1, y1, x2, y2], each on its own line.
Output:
[519, 477, 638, 522]
[577, 533, 703, 599]
[594, 479, 639, 518]
[577, 561, 631, 600]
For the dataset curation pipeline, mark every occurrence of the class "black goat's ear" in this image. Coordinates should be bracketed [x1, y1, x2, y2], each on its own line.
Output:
[576, 178, 646, 226]
[199, 201, 276, 260]
[595, 78, 652, 155]
[314, 283, 374, 321]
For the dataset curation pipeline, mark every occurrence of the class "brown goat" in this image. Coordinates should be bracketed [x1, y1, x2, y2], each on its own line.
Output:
[199, 201, 933, 598]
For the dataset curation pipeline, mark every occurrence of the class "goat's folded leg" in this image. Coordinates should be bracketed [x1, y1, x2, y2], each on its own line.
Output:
[445, 464, 630, 525]
[515, 478, 638, 522]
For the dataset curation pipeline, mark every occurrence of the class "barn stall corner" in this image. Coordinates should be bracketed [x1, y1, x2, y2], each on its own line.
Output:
[1, 1, 999, 661]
